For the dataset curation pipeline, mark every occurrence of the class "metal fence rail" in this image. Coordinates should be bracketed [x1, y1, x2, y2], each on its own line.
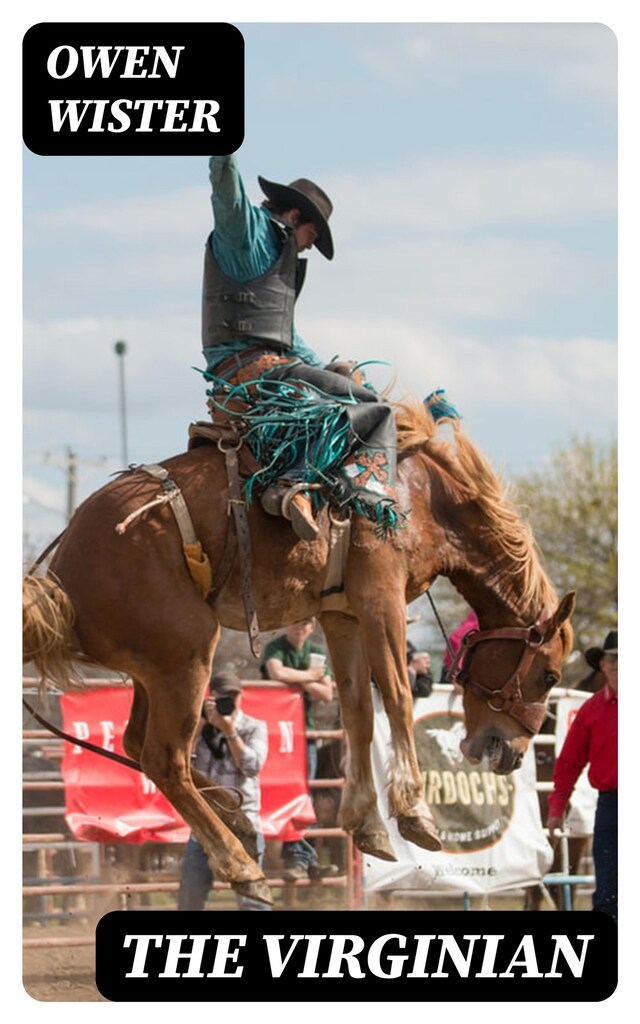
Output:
[23, 678, 596, 941]
[23, 676, 359, 943]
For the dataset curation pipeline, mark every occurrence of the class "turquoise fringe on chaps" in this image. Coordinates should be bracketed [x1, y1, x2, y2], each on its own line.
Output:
[204, 359, 404, 536]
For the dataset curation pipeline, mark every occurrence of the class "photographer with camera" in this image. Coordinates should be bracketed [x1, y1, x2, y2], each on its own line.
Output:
[177, 671, 270, 912]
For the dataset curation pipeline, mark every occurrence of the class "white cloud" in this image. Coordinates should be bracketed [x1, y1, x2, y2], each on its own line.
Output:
[327, 233, 605, 323]
[353, 23, 616, 103]
[22, 476, 64, 515]
[26, 151, 615, 258]
[23, 310, 202, 419]
[24, 306, 615, 456]
[308, 315, 616, 441]
[31, 185, 203, 244]
[24, 152, 614, 335]
[330, 153, 615, 236]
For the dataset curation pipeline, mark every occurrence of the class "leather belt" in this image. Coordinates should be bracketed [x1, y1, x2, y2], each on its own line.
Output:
[210, 345, 283, 382]
[218, 435, 262, 659]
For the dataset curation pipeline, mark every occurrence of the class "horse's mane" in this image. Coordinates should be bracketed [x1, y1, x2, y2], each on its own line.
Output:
[394, 399, 557, 617]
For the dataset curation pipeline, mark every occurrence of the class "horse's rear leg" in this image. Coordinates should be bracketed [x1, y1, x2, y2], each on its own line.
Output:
[122, 678, 148, 763]
[123, 679, 259, 861]
[138, 665, 271, 906]
[320, 611, 396, 862]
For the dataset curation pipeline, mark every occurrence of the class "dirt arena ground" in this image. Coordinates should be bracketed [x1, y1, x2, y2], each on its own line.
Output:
[23, 925, 105, 1003]
[21, 871, 349, 1002]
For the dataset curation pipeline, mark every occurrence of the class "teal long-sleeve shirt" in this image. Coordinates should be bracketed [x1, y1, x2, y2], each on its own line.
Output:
[202, 155, 324, 373]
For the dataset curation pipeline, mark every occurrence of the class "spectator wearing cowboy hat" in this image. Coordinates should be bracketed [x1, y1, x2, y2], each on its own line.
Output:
[546, 630, 618, 921]
[577, 629, 615, 693]
[177, 670, 270, 912]
[199, 153, 400, 541]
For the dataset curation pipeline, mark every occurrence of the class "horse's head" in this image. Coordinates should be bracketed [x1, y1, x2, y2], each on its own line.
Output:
[455, 592, 576, 774]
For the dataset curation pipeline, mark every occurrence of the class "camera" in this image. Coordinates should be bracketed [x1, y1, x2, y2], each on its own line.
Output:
[214, 694, 236, 716]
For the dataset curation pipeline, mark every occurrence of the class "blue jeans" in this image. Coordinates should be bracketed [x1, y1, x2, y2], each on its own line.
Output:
[592, 790, 617, 922]
[282, 740, 318, 869]
[177, 832, 271, 912]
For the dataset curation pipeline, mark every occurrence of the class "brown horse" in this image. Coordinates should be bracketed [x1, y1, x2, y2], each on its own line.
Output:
[23, 401, 575, 905]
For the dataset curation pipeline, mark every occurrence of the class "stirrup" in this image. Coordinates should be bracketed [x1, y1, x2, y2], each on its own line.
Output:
[281, 484, 319, 541]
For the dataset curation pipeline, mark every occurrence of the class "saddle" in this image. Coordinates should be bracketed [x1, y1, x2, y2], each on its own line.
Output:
[188, 416, 354, 626]
[187, 417, 260, 478]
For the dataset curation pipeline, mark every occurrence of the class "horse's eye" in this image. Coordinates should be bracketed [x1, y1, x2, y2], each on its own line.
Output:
[544, 670, 559, 689]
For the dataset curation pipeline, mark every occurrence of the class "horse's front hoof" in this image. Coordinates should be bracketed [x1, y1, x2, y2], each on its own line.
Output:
[353, 831, 397, 862]
[397, 813, 442, 852]
[232, 878, 273, 906]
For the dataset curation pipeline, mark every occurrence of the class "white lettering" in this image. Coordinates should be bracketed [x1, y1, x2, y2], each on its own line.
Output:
[189, 100, 221, 132]
[432, 934, 481, 978]
[278, 721, 294, 753]
[499, 935, 544, 978]
[545, 934, 594, 978]
[46, 46, 79, 79]
[406, 934, 436, 978]
[160, 100, 190, 133]
[121, 46, 150, 79]
[87, 99, 109, 132]
[100, 720, 115, 752]
[48, 97, 224, 134]
[141, 774, 157, 795]
[158, 934, 210, 978]
[149, 46, 185, 79]
[205, 934, 246, 978]
[296, 934, 326, 978]
[132, 99, 163, 131]
[108, 99, 132, 133]
[71, 720, 90, 752]
[80, 46, 125, 79]
[323, 935, 366, 979]
[367, 934, 408, 979]
[475, 933, 505, 978]
[47, 44, 185, 84]
[48, 100, 94, 133]
[123, 934, 163, 978]
[263, 935, 306, 978]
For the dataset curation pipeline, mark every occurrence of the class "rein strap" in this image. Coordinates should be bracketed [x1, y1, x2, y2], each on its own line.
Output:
[450, 620, 551, 735]
[22, 697, 245, 811]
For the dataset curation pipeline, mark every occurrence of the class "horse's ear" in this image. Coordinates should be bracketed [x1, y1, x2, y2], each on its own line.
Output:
[545, 591, 576, 636]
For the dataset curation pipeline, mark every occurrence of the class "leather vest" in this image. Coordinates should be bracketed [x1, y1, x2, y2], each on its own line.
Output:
[201, 221, 307, 350]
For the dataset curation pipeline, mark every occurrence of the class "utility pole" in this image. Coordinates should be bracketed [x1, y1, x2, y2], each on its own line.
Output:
[114, 339, 129, 467]
[65, 447, 77, 522]
[40, 448, 106, 522]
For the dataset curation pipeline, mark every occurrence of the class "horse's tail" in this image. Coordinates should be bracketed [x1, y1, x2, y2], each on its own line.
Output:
[22, 574, 82, 691]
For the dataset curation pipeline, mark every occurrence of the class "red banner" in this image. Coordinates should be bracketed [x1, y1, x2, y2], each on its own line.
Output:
[60, 685, 315, 844]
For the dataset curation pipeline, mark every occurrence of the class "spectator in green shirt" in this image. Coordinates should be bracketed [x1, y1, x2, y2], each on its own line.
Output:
[261, 618, 339, 881]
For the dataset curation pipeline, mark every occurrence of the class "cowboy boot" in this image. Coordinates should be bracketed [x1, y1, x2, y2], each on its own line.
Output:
[261, 483, 319, 541]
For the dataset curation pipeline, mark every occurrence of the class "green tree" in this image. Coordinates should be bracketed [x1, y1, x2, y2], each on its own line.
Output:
[514, 434, 617, 680]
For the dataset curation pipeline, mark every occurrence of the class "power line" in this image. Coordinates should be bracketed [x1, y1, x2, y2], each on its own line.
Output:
[39, 448, 108, 521]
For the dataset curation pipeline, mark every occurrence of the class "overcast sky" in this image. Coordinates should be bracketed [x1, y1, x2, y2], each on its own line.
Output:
[11, 10, 632, 1014]
[22, 19, 618, 553]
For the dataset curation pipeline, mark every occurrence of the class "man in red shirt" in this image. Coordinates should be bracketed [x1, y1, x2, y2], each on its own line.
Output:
[547, 630, 618, 921]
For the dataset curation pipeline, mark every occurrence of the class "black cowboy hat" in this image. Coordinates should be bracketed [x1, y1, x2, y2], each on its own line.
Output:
[257, 174, 334, 260]
[585, 630, 618, 670]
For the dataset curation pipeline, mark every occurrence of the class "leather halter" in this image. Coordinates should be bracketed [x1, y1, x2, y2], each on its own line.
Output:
[448, 620, 551, 735]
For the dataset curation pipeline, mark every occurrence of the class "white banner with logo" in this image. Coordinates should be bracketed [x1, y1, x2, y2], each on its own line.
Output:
[364, 687, 554, 895]
[554, 692, 598, 837]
